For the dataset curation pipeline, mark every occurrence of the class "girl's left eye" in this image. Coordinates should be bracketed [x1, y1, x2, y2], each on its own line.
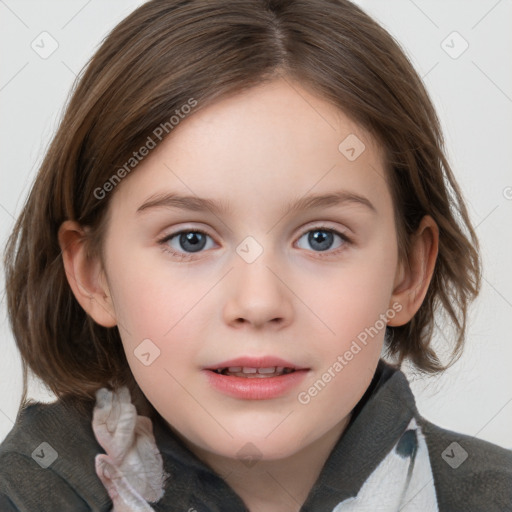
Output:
[295, 227, 351, 256]
[157, 226, 352, 261]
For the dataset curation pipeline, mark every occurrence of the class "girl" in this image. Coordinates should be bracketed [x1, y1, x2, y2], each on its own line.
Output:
[1, 0, 511, 511]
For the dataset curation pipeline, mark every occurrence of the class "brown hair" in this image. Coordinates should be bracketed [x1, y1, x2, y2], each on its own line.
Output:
[3, 0, 481, 416]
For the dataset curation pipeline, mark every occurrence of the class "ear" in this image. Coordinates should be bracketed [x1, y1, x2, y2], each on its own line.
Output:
[387, 215, 439, 326]
[58, 220, 117, 327]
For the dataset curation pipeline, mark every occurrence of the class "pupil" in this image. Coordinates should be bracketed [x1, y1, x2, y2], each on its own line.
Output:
[180, 232, 207, 253]
[309, 230, 333, 251]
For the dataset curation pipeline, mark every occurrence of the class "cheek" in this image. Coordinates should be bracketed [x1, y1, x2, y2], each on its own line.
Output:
[304, 246, 397, 344]
[294, 260, 394, 427]
[106, 249, 191, 336]
[105, 252, 210, 381]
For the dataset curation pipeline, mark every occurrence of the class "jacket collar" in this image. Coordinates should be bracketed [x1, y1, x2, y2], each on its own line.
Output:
[302, 361, 418, 508]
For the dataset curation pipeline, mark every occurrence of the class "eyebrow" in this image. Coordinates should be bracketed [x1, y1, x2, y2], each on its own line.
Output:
[136, 190, 377, 216]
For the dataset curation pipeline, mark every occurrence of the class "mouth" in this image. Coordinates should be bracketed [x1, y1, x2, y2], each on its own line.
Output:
[203, 358, 310, 399]
[209, 366, 297, 378]
[204, 356, 309, 378]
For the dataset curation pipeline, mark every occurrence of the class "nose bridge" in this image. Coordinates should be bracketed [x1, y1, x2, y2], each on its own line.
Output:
[222, 234, 293, 328]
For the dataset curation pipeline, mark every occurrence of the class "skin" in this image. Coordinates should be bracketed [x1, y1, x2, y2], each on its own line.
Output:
[59, 77, 438, 512]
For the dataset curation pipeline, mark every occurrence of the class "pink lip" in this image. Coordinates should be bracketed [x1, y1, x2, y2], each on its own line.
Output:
[202, 356, 310, 400]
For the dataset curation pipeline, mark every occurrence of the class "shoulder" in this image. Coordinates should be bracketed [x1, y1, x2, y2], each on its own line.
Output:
[417, 416, 512, 511]
[0, 399, 111, 512]
[371, 362, 512, 510]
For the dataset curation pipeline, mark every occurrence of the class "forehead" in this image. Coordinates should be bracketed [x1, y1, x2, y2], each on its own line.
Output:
[107, 78, 391, 221]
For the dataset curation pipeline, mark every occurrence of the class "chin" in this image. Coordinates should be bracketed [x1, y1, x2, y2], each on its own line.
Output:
[201, 431, 308, 463]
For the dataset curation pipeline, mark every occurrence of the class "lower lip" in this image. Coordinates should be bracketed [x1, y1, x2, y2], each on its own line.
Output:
[203, 369, 309, 400]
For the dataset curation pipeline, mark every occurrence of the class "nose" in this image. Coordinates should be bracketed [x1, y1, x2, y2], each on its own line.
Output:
[222, 254, 294, 330]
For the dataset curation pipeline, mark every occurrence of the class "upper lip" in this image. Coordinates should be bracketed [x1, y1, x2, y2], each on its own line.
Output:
[203, 356, 309, 371]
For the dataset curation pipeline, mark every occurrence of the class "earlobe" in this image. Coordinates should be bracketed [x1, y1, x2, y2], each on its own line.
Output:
[387, 215, 439, 327]
[58, 220, 117, 328]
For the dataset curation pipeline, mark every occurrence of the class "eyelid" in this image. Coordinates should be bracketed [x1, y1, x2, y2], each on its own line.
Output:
[157, 225, 216, 246]
[297, 221, 352, 237]
[157, 220, 352, 244]
[158, 223, 216, 239]
[295, 221, 355, 247]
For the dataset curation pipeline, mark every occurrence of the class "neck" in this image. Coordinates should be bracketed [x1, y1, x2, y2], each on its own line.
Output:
[175, 413, 352, 512]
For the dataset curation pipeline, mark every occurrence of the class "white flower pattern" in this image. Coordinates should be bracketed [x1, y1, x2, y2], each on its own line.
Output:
[332, 419, 439, 511]
[92, 387, 167, 512]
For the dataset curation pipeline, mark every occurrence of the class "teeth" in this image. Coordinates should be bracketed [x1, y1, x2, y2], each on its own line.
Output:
[214, 366, 296, 377]
[257, 367, 277, 374]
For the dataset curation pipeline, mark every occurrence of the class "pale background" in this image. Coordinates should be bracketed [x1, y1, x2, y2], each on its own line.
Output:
[1, 0, 511, 449]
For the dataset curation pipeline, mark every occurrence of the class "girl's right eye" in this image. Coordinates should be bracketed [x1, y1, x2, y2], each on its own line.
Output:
[157, 229, 215, 261]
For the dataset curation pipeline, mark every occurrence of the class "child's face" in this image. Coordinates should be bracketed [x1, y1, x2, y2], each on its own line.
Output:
[99, 78, 403, 462]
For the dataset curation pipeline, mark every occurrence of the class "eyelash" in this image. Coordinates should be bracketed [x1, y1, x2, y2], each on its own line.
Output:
[157, 225, 353, 261]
